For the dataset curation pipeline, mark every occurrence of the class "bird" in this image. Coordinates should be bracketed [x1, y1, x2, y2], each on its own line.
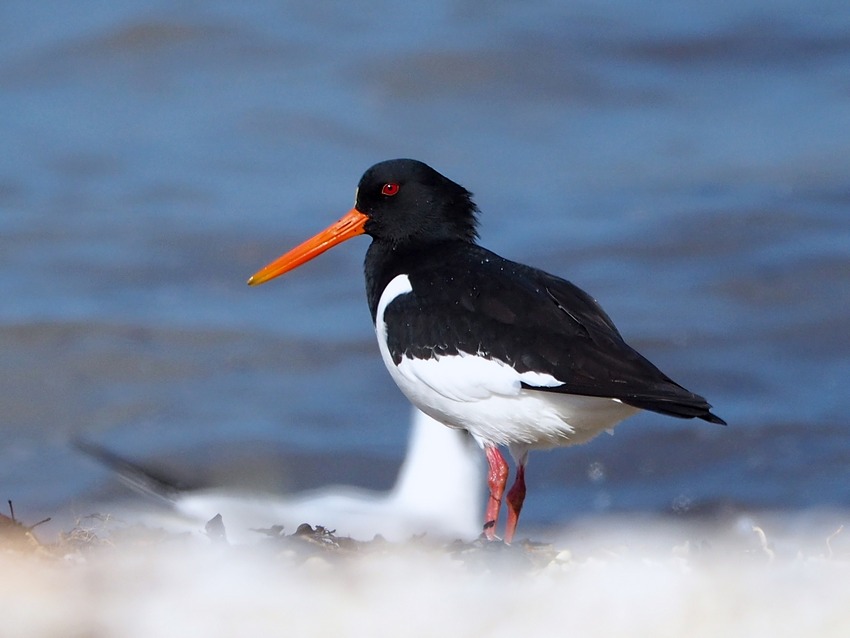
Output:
[248, 159, 726, 544]
[78, 409, 483, 543]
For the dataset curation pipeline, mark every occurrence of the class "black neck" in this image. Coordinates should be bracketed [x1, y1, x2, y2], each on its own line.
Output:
[365, 239, 472, 323]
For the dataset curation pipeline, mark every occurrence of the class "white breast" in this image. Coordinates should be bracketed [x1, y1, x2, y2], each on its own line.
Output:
[375, 275, 639, 457]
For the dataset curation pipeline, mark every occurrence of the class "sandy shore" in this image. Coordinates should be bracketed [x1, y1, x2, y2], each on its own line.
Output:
[2, 509, 848, 638]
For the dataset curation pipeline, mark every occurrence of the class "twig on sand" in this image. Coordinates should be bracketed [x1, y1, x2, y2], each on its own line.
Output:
[0, 500, 52, 553]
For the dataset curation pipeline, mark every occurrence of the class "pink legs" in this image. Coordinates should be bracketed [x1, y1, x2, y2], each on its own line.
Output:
[483, 446, 509, 541]
[505, 462, 526, 543]
[483, 445, 527, 544]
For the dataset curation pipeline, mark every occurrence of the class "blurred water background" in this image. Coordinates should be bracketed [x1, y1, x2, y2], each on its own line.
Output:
[1, 0, 848, 535]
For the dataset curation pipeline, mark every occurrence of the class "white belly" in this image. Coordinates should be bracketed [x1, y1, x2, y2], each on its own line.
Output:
[375, 275, 639, 455]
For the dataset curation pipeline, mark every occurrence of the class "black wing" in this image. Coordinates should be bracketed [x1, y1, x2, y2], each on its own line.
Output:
[382, 243, 725, 425]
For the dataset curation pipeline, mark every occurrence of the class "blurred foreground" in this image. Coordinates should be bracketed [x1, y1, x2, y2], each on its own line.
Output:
[2, 508, 848, 638]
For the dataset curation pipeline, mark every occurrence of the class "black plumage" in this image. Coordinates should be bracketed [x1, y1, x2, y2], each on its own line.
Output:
[359, 161, 724, 425]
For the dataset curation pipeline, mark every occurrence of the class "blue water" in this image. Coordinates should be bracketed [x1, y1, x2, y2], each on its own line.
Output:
[1, 0, 849, 530]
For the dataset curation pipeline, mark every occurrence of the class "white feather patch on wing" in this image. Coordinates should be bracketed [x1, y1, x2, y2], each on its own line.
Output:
[518, 369, 564, 388]
[396, 354, 564, 402]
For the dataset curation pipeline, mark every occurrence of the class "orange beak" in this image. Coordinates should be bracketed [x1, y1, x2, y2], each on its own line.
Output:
[247, 208, 368, 286]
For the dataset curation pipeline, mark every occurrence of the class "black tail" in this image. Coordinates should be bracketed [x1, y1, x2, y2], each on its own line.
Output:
[622, 397, 726, 425]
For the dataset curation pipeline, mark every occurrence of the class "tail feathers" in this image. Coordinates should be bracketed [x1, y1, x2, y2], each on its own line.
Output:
[699, 411, 726, 425]
[623, 397, 726, 425]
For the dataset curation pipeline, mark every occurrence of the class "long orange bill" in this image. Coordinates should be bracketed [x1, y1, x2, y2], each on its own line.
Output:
[247, 208, 368, 286]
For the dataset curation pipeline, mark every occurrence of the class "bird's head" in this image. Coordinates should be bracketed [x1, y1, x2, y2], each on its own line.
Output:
[248, 159, 478, 286]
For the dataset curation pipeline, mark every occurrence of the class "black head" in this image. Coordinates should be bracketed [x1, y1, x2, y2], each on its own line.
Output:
[355, 159, 479, 247]
[247, 159, 479, 287]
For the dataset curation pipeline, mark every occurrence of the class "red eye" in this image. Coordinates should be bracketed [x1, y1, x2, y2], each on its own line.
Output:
[381, 182, 400, 196]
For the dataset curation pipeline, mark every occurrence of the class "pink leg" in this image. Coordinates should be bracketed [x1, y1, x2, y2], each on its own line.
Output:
[504, 462, 526, 544]
[483, 446, 509, 540]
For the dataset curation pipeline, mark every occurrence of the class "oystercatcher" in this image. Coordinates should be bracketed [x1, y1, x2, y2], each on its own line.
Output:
[248, 159, 725, 543]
